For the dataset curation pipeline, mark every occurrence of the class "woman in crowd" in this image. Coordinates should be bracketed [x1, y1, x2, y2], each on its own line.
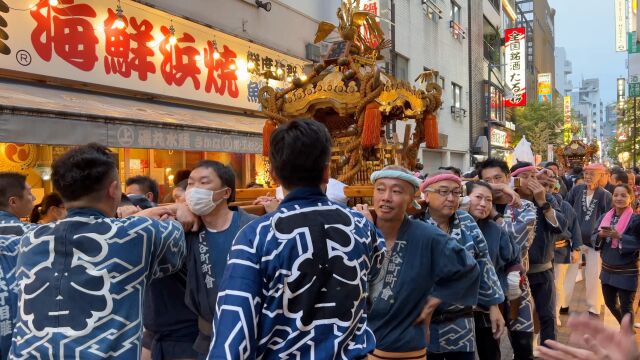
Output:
[28, 192, 66, 224]
[465, 180, 522, 360]
[592, 183, 640, 324]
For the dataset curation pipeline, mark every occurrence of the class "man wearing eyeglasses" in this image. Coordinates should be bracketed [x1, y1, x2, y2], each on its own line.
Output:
[419, 172, 505, 360]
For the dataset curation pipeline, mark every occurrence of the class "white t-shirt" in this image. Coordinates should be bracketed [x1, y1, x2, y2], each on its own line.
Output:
[275, 178, 348, 205]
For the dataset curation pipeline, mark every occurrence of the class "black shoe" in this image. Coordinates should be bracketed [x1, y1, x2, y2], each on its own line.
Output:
[559, 307, 569, 314]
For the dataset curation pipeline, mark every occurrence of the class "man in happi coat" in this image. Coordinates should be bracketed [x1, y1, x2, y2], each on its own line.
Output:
[508, 162, 567, 345]
[0, 172, 37, 359]
[355, 166, 480, 360]
[208, 119, 385, 359]
[418, 172, 504, 360]
[478, 159, 538, 359]
[9, 144, 197, 359]
[565, 163, 612, 316]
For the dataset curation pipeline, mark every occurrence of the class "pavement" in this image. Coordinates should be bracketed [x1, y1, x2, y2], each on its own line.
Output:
[498, 277, 640, 359]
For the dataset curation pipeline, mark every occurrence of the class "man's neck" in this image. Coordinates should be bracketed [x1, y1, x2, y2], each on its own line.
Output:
[201, 205, 234, 231]
[376, 217, 403, 248]
[0, 209, 18, 218]
[428, 208, 451, 231]
[66, 200, 113, 217]
[587, 185, 598, 195]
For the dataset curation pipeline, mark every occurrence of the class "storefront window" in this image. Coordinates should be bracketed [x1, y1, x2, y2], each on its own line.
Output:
[484, 81, 505, 123]
[0, 142, 258, 203]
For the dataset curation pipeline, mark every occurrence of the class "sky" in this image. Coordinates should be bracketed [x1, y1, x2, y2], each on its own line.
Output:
[548, 0, 627, 104]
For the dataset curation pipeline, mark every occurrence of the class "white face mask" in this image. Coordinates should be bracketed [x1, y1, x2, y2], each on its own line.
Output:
[185, 187, 228, 216]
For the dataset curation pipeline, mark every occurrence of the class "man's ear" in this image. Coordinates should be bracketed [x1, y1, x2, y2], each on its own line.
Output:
[107, 181, 120, 201]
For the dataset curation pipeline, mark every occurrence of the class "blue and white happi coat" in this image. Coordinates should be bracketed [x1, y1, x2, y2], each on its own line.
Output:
[207, 187, 385, 360]
[499, 200, 537, 333]
[0, 211, 38, 360]
[10, 208, 186, 360]
[424, 210, 504, 353]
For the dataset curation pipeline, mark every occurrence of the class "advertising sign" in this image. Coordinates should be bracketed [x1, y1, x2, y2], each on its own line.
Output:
[490, 127, 510, 148]
[504, 27, 526, 107]
[616, 0, 628, 52]
[563, 96, 572, 143]
[0, 0, 306, 112]
[537, 73, 552, 103]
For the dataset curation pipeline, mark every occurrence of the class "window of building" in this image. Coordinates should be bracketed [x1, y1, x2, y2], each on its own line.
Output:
[394, 52, 409, 82]
[452, 82, 462, 108]
[483, 17, 500, 64]
[451, 1, 461, 24]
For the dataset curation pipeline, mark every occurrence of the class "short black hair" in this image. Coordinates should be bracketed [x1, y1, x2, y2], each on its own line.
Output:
[438, 166, 462, 177]
[125, 176, 159, 203]
[477, 158, 510, 179]
[52, 143, 117, 202]
[510, 161, 533, 174]
[192, 160, 236, 203]
[0, 172, 27, 210]
[269, 118, 332, 189]
[545, 161, 559, 169]
[119, 193, 133, 207]
[29, 192, 64, 223]
[571, 166, 583, 176]
[612, 170, 629, 184]
[175, 169, 191, 184]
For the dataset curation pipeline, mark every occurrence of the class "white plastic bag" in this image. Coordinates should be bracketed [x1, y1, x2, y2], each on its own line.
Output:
[513, 135, 535, 163]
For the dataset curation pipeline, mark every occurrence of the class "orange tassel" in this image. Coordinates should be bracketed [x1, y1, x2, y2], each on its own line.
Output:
[424, 113, 440, 149]
[262, 119, 277, 156]
[361, 102, 382, 148]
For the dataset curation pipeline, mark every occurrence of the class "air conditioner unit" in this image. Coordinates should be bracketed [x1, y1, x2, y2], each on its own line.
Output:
[305, 43, 321, 63]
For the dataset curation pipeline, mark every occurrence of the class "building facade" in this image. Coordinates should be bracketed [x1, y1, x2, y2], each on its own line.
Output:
[0, 0, 329, 200]
[571, 78, 603, 144]
[515, 0, 556, 103]
[554, 47, 573, 96]
[468, 0, 518, 166]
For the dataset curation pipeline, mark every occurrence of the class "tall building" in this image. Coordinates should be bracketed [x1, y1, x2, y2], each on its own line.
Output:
[516, 0, 556, 102]
[603, 103, 619, 163]
[554, 47, 573, 96]
[468, 0, 519, 165]
[392, 0, 471, 172]
[571, 78, 603, 144]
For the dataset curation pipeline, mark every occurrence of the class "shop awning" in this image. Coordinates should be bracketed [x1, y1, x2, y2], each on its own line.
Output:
[0, 79, 264, 154]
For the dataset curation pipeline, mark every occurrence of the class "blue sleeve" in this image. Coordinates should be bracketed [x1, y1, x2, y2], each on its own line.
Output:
[465, 219, 504, 306]
[566, 186, 577, 206]
[620, 216, 640, 254]
[591, 214, 606, 245]
[570, 208, 583, 249]
[429, 230, 480, 306]
[0, 236, 19, 360]
[208, 224, 263, 360]
[127, 218, 186, 280]
[499, 227, 520, 272]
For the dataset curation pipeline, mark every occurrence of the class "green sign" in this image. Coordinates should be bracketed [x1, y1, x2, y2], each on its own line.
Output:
[631, 82, 640, 97]
[629, 32, 640, 53]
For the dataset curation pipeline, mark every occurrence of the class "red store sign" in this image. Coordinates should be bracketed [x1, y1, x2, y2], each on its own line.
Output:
[0, 0, 306, 111]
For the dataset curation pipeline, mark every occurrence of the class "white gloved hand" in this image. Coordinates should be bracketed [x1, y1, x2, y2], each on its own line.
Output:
[506, 271, 522, 301]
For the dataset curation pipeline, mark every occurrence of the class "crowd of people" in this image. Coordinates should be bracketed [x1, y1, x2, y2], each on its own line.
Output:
[0, 118, 638, 359]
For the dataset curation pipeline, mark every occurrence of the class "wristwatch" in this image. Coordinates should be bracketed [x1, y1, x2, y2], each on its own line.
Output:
[539, 202, 552, 211]
[492, 213, 504, 222]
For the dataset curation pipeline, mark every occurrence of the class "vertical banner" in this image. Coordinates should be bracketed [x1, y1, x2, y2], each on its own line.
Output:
[504, 27, 526, 107]
[616, 0, 628, 52]
[563, 96, 572, 143]
[537, 73, 552, 103]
